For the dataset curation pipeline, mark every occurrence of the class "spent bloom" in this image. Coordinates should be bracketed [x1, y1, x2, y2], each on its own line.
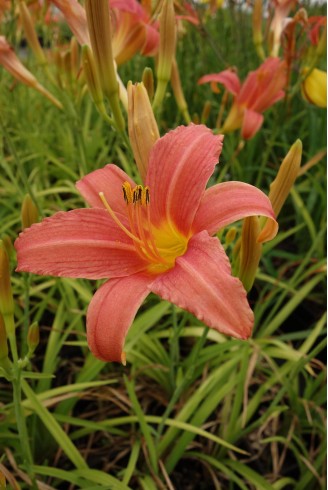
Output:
[0, 36, 62, 109]
[15, 125, 278, 363]
[198, 57, 287, 139]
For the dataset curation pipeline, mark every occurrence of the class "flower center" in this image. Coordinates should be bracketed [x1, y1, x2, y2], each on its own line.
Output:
[99, 182, 188, 274]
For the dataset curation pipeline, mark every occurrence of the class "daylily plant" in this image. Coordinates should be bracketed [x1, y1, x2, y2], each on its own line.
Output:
[15, 125, 278, 363]
[198, 57, 287, 139]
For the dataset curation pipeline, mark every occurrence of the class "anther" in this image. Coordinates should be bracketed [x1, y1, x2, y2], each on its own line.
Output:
[143, 187, 150, 206]
[122, 182, 133, 204]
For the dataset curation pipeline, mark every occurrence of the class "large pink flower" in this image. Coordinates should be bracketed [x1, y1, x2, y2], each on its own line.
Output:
[198, 58, 287, 139]
[15, 125, 278, 363]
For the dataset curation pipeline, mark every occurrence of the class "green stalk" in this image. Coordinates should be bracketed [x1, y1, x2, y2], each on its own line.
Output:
[7, 318, 37, 487]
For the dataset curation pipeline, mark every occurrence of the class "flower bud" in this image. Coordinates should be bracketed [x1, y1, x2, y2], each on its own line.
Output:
[0, 240, 14, 320]
[21, 194, 38, 230]
[201, 100, 211, 124]
[1, 235, 14, 261]
[269, 139, 302, 217]
[85, 0, 125, 131]
[19, 1, 47, 65]
[252, 0, 265, 59]
[260, 139, 302, 241]
[225, 227, 237, 246]
[27, 322, 39, 355]
[142, 67, 154, 101]
[238, 216, 262, 292]
[128, 82, 160, 182]
[82, 45, 104, 106]
[153, 0, 176, 110]
[302, 68, 327, 109]
[171, 57, 191, 123]
[0, 314, 9, 362]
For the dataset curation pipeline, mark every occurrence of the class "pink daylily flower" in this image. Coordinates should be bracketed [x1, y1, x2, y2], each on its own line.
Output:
[198, 58, 287, 139]
[110, 0, 159, 65]
[15, 125, 278, 363]
[50, 0, 159, 65]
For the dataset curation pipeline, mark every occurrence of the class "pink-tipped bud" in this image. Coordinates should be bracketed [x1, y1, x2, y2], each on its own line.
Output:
[21, 194, 38, 230]
[27, 322, 39, 355]
[128, 81, 160, 182]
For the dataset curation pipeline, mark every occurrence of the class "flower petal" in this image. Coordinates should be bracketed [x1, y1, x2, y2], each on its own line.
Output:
[198, 70, 241, 96]
[146, 125, 223, 236]
[87, 273, 151, 362]
[15, 209, 147, 279]
[151, 231, 254, 339]
[192, 181, 278, 242]
[76, 164, 135, 213]
[241, 109, 264, 139]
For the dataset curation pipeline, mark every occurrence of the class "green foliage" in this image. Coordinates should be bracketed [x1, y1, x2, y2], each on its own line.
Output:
[0, 1, 326, 488]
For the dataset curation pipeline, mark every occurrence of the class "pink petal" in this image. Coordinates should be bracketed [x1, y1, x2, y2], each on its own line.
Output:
[76, 164, 135, 214]
[141, 22, 160, 56]
[151, 231, 254, 339]
[198, 70, 241, 96]
[87, 273, 151, 362]
[241, 109, 264, 139]
[15, 209, 147, 279]
[146, 125, 223, 236]
[51, 0, 90, 46]
[192, 181, 278, 242]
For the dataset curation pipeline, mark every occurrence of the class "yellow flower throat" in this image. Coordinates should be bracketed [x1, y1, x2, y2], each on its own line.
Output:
[99, 182, 188, 273]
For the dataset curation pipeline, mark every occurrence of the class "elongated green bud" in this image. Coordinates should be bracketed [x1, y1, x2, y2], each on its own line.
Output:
[0, 241, 14, 319]
[171, 56, 191, 123]
[82, 45, 104, 105]
[21, 194, 38, 230]
[153, 0, 176, 111]
[85, 0, 125, 131]
[269, 139, 302, 217]
[0, 314, 9, 362]
[19, 1, 47, 65]
[238, 216, 262, 292]
[27, 322, 39, 355]
[142, 67, 154, 101]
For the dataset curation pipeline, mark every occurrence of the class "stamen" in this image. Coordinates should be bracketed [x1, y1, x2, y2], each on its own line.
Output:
[99, 192, 144, 246]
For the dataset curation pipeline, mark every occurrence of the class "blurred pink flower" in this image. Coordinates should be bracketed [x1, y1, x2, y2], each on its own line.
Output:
[0, 36, 62, 109]
[307, 16, 326, 46]
[269, 0, 297, 56]
[51, 0, 159, 64]
[198, 58, 287, 139]
[15, 125, 277, 363]
[110, 0, 159, 65]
